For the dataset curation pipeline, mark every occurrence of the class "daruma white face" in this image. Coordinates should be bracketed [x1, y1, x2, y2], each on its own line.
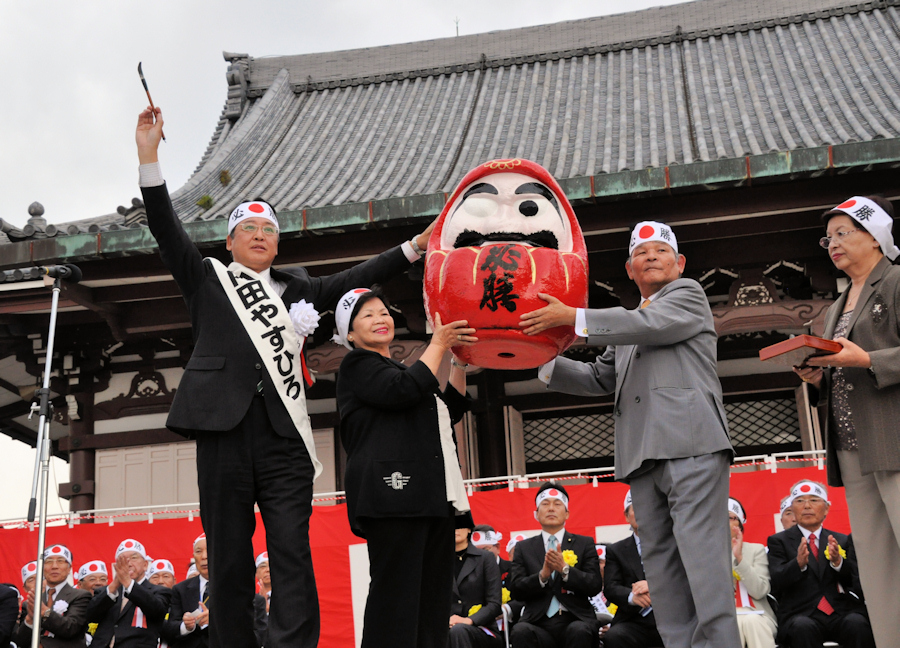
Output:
[440, 172, 573, 252]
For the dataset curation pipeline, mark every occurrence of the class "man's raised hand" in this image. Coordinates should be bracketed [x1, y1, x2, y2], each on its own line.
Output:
[136, 107, 164, 165]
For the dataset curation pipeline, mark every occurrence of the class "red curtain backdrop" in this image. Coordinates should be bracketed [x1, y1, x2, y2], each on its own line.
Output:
[0, 467, 847, 648]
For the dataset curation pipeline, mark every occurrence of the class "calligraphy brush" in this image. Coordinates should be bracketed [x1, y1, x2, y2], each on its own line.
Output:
[137, 62, 166, 142]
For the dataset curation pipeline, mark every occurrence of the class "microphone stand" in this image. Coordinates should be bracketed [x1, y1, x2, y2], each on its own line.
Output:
[26, 273, 67, 647]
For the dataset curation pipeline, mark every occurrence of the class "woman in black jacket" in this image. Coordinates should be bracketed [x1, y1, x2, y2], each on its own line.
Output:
[334, 286, 476, 648]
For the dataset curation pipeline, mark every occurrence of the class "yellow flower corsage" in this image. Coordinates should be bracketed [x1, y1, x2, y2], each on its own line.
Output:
[562, 550, 578, 567]
[824, 545, 847, 561]
[502, 587, 511, 605]
[88, 623, 98, 635]
[607, 603, 618, 616]
[468, 604, 482, 617]
[732, 569, 741, 582]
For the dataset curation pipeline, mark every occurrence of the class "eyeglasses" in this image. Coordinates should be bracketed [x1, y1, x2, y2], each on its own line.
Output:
[239, 223, 278, 237]
[819, 229, 859, 249]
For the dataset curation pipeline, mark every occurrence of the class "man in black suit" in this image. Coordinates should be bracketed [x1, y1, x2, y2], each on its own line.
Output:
[86, 538, 172, 648]
[136, 107, 432, 648]
[449, 526, 503, 647]
[602, 491, 663, 648]
[767, 480, 874, 648]
[13, 544, 91, 648]
[508, 482, 603, 648]
[0, 584, 18, 647]
[163, 535, 211, 647]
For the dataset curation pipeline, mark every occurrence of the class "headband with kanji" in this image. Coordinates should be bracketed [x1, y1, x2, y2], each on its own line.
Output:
[148, 559, 175, 577]
[535, 487, 568, 510]
[77, 561, 108, 581]
[193, 533, 207, 547]
[596, 544, 607, 560]
[728, 498, 746, 524]
[228, 201, 279, 237]
[623, 489, 633, 513]
[44, 544, 72, 564]
[115, 538, 149, 560]
[628, 221, 678, 256]
[21, 561, 37, 585]
[255, 551, 269, 568]
[333, 288, 374, 350]
[780, 495, 792, 516]
[790, 481, 829, 505]
[827, 196, 899, 261]
[187, 563, 199, 578]
[471, 530, 503, 547]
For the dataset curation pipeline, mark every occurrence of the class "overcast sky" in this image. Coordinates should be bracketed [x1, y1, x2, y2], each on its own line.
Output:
[0, 0, 691, 521]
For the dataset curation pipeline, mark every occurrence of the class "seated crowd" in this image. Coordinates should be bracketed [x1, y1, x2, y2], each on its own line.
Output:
[0, 479, 875, 648]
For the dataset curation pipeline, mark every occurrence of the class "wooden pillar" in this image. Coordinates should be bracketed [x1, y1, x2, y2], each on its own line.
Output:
[65, 390, 96, 516]
[473, 370, 508, 479]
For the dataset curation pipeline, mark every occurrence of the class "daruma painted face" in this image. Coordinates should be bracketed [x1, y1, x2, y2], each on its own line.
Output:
[425, 159, 588, 369]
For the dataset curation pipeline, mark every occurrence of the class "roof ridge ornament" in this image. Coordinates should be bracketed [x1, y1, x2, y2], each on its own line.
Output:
[223, 52, 250, 122]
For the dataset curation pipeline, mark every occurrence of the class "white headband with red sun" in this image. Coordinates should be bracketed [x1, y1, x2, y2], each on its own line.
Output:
[471, 530, 503, 547]
[535, 487, 569, 510]
[506, 533, 528, 553]
[44, 544, 72, 564]
[77, 561, 108, 580]
[148, 559, 175, 577]
[790, 481, 829, 505]
[228, 201, 279, 237]
[629, 221, 678, 257]
[829, 196, 899, 261]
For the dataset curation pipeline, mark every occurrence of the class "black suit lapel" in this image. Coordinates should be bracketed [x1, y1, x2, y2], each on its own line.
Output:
[458, 545, 479, 583]
[625, 536, 645, 579]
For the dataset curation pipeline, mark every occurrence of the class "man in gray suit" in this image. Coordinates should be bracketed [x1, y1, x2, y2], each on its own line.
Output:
[520, 221, 738, 648]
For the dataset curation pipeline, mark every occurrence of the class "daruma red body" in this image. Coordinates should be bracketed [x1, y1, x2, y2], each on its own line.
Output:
[424, 159, 588, 370]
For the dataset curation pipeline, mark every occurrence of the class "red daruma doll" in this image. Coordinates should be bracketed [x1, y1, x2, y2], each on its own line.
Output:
[424, 159, 588, 370]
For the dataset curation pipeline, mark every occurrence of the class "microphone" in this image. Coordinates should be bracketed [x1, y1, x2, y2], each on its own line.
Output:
[2, 264, 83, 284]
[41, 264, 83, 282]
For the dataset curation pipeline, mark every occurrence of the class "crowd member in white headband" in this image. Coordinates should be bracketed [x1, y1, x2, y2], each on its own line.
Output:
[769, 479, 874, 647]
[13, 543, 93, 648]
[147, 559, 176, 589]
[77, 560, 109, 592]
[726, 498, 776, 648]
[507, 481, 603, 646]
[779, 496, 796, 531]
[793, 196, 900, 648]
[136, 104, 439, 648]
[528, 217, 738, 647]
[334, 284, 476, 648]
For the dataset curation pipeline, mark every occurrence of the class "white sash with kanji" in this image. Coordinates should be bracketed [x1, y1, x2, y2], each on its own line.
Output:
[209, 258, 322, 478]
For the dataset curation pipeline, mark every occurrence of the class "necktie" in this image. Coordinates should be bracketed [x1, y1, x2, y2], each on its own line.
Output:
[201, 582, 208, 606]
[808, 534, 835, 615]
[43, 588, 56, 636]
[546, 536, 560, 617]
[640, 299, 652, 309]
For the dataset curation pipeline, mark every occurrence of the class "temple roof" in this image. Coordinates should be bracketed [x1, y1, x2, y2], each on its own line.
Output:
[2, 0, 900, 259]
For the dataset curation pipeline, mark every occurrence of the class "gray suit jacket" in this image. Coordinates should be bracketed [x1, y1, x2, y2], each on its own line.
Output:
[548, 278, 733, 480]
[819, 257, 900, 486]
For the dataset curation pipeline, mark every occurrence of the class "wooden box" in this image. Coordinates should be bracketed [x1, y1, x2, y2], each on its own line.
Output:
[759, 335, 842, 367]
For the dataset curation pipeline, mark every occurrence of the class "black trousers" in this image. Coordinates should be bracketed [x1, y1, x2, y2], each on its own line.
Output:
[602, 620, 664, 648]
[358, 513, 454, 648]
[511, 611, 598, 648]
[779, 609, 875, 648]
[197, 396, 317, 648]
[449, 622, 504, 648]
